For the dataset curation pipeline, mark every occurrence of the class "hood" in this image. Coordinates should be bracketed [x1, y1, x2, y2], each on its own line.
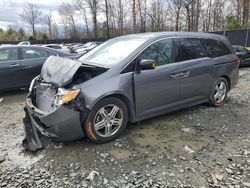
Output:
[40, 56, 81, 87]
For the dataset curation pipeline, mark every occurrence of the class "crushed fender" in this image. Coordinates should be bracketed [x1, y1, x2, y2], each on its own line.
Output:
[22, 107, 43, 151]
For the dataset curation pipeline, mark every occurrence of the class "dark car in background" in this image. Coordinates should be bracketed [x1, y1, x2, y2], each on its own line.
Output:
[22, 32, 239, 151]
[232, 45, 250, 66]
[0, 45, 77, 92]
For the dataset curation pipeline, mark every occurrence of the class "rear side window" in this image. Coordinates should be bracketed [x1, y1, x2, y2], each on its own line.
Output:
[0, 48, 17, 61]
[201, 39, 231, 58]
[22, 47, 49, 59]
[178, 38, 208, 61]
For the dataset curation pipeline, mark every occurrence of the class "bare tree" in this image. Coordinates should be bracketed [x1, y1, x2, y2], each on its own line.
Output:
[20, 3, 42, 37]
[59, 3, 78, 39]
[85, 0, 99, 38]
[51, 23, 59, 39]
[104, 0, 110, 38]
[202, 0, 213, 31]
[75, 0, 90, 38]
[169, 0, 182, 31]
[138, 0, 147, 32]
[46, 12, 53, 39]
[243, 0, 250, 26]
[132, 0, 137, 32]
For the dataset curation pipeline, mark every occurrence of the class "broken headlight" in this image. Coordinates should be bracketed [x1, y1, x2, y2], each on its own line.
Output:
[54, 88, 80, 106]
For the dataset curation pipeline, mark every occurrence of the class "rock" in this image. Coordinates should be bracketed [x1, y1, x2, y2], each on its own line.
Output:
[69, 162, 74, 168]
[69, 173, 77, 178]
[36, 179, 45, 185]
[0, 98, 3, 103]
[180, 156, 186, 161]
[103, 178, 108, 185]
[172, 158, 178, 163]
[0, 156, 5, 163]
[243, 182, 250, 187]
[81, 181, 88, 187]
[181, 128, 190, 133]
[23, 174, 31, 178]
[86, 171, 99, 181]
[215, 174, 223, 181]
[75, 165, 80, 170]
[211, 174, 218, 186]
[1, 182, 7, 187]
[179, 169, 184, 173]
[183, 146, 194, 153]
[225, 168, 234, 174]
[54, 143, 63, 149]
[169, 173, 175, 177]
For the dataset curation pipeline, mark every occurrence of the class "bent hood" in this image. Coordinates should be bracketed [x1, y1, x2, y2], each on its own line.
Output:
[40, 56, 81, 87]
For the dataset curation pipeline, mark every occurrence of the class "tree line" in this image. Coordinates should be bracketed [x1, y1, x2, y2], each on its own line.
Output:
[1, 0, 250, 41]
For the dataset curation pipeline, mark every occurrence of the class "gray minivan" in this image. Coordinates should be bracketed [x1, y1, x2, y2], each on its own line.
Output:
[23, 32, 239, 151]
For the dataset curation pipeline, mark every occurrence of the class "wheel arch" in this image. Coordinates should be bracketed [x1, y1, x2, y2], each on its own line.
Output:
[221, 75, 231, 90]
[90, 93, 135, 123]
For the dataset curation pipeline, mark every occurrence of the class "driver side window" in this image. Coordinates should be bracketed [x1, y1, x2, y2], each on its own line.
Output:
[138, 39, 174, 66]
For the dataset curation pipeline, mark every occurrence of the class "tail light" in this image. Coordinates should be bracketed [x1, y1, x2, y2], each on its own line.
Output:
[235, 60, 240, 67]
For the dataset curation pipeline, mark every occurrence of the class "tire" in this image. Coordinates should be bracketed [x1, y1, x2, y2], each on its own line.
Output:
[209, 77, 229, 107]
[84, 97, 128, 143]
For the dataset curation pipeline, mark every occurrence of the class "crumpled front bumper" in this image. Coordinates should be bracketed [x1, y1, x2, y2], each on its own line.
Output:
[22, 96, 89, 151]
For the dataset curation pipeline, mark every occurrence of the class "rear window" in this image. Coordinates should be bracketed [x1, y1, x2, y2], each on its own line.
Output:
[201, 39, 231, 58]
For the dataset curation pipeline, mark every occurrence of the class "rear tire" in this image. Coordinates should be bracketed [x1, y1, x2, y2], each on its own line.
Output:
[84, 97, 128, 143]
[209, 77, 229, 107]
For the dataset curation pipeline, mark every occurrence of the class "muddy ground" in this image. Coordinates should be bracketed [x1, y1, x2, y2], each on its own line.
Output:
[0, 68, 250, 188]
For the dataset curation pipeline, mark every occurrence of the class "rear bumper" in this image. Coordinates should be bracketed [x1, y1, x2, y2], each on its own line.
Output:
[22, 96, 89, 151]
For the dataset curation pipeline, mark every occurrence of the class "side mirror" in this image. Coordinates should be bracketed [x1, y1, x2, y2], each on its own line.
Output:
[139, 59, 157, 71]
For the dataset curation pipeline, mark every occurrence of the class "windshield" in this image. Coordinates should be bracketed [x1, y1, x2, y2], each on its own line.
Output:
[78, 37, 147, 68]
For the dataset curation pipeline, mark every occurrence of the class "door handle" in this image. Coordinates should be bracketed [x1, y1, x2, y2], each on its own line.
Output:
[9, 63, 20, 68]
[170, 71, 190, 79]
[23, 65, 33, 69]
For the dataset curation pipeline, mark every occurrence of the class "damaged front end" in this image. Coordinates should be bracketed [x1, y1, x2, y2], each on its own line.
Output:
[22, 56, 106, 151]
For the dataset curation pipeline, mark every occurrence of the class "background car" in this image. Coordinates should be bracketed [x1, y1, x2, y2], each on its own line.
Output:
[18, 41, 31, 45]
[42, 44, 72, 54]
[74, 42, 101, 54]
[0, 45, 78, 92]
[233, 45, 250, 66]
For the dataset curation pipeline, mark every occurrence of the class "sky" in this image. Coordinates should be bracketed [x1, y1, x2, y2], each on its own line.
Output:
[0, 0, 69, 32]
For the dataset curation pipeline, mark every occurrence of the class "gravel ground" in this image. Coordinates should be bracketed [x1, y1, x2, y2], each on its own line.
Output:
[0, 68, 250, 188]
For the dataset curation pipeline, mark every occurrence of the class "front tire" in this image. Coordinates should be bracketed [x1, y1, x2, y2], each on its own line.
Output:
[84, 97, 128, 143]
[209, 77, 229, 107]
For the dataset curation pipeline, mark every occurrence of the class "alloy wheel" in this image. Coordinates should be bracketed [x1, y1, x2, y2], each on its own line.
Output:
[94, 104, 123, 137]
[214, 81, 227, 103]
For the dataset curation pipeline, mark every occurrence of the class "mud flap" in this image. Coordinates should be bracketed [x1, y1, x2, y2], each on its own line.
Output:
[22, 107, 43, 151]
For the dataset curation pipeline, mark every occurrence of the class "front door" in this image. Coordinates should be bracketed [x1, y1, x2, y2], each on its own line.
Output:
[134, 38, 182, 117]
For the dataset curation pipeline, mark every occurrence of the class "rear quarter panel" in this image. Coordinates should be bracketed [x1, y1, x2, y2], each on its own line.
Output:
[212, 54, 239, 89]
